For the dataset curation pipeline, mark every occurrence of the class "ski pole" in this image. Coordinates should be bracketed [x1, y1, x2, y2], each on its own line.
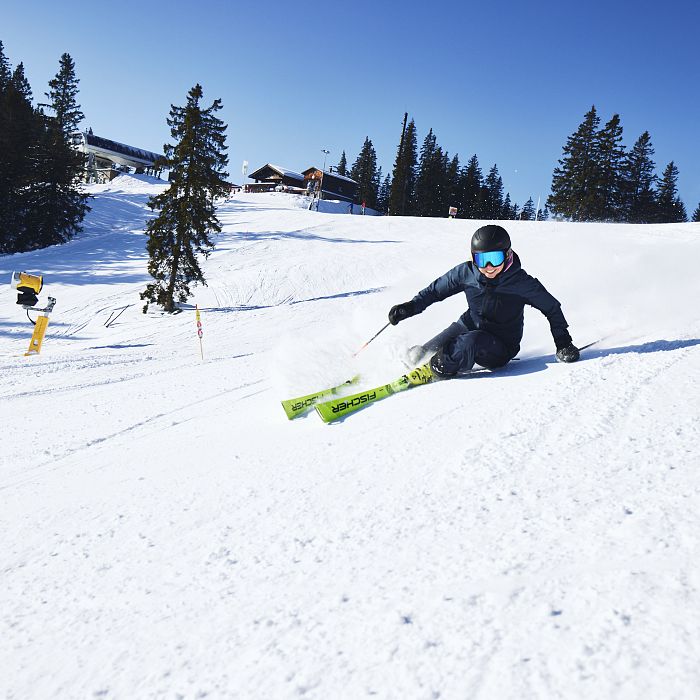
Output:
[579, 338, 604, 351]
[353, 322, 390, 357]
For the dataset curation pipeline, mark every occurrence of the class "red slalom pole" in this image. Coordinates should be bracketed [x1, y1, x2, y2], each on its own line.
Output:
[352, 322, 391, 357]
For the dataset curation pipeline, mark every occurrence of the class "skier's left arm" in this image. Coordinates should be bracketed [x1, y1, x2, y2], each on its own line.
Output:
[519, 274, 580, 362]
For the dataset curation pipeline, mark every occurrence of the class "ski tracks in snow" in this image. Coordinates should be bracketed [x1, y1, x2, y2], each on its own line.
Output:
[296, 338, 700, 697]
[421, 340, 700, 697]
[3, 185, 700, 699]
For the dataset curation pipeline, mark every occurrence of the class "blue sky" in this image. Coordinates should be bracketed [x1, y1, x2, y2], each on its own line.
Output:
[4, 0, 700, 212]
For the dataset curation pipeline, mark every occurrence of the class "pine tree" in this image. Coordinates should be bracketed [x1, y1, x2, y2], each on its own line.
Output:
[0, 43, 6, 252]
[595, 114, 625, 221]
[0, 41, 10, 88]
[502, 193, 513, 220]
[444, 154, 460, 218]
[431, 149, 451, 217]
[373, 165, 383, 210]
[482, 164, 504, 219]
[676, 199, 688, 223]
[415, 129, 439, 217]
[520, 197, 536, 221]
[141, 84, 229, 312]
[0, 62, 40, 252]
[377, 171, 392, 214]
[350, 137, 379, 208]
[655, 161, 686, 223]
[388, 116, 417, 216]
[457, 154, 483, 219]
[336, 151, 348, 177]
[548, 105, 601, 221]
[28, 53, 89, 249]
[1, 45, 17, 251]
[1, 48, 20, 251]
[44, 53, 84, 133]
[623, 131, 657, 223]
[692, 203, 700, 223]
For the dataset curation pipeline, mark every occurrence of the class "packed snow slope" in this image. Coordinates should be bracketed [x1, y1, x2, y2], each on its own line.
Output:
[2, 174, 700, 700]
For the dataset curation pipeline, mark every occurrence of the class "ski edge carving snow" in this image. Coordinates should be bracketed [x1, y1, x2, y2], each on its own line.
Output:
[315, 363, 433, 423]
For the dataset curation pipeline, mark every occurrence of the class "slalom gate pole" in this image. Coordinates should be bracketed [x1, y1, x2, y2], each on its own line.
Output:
[195, 305, 204, 360]
[352, 322, 390, 357]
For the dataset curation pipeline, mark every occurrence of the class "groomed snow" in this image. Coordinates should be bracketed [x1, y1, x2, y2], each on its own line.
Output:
[1, 175, 699, 699]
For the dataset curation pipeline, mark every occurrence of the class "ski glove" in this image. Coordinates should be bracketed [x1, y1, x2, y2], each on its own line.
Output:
[556, 343, 580, 363]
[388, 301, 417, 326]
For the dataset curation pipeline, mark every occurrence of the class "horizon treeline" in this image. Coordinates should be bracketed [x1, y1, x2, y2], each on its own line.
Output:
[0, 41, 88, 255]
[337, 115, 545, 221]
[548, 105, 693, 223]
[340, 109, 699, 223]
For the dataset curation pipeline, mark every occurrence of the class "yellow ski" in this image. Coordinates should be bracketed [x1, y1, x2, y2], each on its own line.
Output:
[281, 376, 360, 419]
[315, 363, 434, 423]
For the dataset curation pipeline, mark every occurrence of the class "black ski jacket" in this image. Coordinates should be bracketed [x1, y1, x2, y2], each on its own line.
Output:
[411, 252, 572, 357]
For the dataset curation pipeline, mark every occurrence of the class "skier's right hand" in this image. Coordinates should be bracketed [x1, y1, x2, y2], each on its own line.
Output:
[556, 343, 580, 363]
[389, 301, 417, 325]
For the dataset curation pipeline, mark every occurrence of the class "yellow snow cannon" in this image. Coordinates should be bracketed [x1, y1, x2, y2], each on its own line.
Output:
[11, 271, 43, 307]
[10, 271, 56, 356]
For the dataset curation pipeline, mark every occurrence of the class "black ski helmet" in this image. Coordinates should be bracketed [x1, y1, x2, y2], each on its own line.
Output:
[470, 224, 511, 253]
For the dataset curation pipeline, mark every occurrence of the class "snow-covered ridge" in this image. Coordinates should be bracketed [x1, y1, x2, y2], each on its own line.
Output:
[1, 176, 699, 699]
[83, 171, 169, 195]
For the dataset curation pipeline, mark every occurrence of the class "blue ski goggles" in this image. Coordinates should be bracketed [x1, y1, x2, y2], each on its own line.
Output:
[473, 249, 506, 268]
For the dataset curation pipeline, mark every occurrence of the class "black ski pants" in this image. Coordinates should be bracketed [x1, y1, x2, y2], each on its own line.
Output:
[423, 320, 513, 374]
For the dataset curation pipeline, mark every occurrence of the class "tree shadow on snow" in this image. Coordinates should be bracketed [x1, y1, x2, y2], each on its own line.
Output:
[0, 319, 72, 341]
[221, 227, 399, 245]
[87, 343, 155, 350]
[194, 287, 384, 313]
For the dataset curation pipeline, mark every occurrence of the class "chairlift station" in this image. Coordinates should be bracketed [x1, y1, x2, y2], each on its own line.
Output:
[74, 130, 164, 182]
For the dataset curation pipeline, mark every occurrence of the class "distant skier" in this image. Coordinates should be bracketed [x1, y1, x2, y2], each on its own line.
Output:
[388, 224, 580, 378]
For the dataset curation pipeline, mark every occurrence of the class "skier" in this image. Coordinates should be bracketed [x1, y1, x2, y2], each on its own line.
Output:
[388, 224, 580, 378]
